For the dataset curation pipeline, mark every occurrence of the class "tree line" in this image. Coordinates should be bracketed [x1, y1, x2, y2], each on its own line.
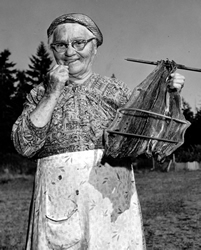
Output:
[0, 42, 53, 154]
[0, 42, 201, 162]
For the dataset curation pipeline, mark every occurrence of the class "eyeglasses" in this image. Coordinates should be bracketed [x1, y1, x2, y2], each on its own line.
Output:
[51, 38, 96, 53]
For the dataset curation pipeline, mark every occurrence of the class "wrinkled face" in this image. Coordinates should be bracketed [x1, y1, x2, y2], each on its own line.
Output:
[50, 23, 97, 79]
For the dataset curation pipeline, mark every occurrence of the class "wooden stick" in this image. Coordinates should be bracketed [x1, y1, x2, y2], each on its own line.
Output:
[125, 58, 201, 73]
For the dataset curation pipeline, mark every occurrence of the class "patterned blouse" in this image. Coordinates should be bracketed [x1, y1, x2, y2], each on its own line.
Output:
[11, 73, 131, 159]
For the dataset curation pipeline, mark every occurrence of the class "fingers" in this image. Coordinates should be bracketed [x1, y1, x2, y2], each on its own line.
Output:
[47, 64, 69, 94]
[56, 65, 69, 75]
[52, 64, 68, 72]
[168, 72, 185, 92]
[52, 64, 59, 70]
[49, 64, 69, 78]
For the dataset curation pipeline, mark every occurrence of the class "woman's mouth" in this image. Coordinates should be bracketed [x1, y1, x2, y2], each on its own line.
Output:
[66, 59, 79, 66]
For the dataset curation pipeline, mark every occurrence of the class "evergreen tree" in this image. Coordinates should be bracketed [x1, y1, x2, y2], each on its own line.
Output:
[175, 100, 201, 162]
[179, 99, 194, 148]
[26, 42, 53, 87]
[0, 49, 17, 152]
[192, 107, 201, 145]
[0, 49, 17, 116]
[13, 70, 32, 115]
[182, 98, 194, 123]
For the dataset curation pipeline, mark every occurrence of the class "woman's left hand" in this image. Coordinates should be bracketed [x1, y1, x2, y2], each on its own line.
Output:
[167, 72, 185, 93]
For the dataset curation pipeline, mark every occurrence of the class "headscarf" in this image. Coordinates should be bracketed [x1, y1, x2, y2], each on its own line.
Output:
[47, 13, 103, 47]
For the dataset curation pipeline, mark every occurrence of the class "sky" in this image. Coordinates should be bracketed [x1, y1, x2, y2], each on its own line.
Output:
[1, 0, 201, 111]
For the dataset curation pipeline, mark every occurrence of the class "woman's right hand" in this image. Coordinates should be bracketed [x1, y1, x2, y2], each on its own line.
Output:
[30, 64, 69, 127]
[46, 64, 69, 95]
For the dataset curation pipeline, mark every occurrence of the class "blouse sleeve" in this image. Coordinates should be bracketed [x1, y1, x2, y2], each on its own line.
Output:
[11, 85, 50, 158]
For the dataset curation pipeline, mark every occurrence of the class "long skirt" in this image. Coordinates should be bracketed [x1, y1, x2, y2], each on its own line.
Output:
[25, 149, 146, 249]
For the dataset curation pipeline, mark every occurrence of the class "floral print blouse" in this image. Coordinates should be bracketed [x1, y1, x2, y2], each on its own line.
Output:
[12, 73, 131, 159]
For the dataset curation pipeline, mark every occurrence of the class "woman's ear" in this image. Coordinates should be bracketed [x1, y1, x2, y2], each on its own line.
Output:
[94, 47, 97, 55]
[92, 39, 98, 55]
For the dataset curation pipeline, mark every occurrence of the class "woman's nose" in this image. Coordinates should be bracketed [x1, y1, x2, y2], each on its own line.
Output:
[65, 44, 76, 56]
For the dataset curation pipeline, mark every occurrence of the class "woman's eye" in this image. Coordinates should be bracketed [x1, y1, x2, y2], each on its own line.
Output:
[75, 40, 85, 45]
[57, 44, 66, 48]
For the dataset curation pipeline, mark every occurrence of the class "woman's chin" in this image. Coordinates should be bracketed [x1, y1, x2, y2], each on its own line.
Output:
[68, 65, 82, 76]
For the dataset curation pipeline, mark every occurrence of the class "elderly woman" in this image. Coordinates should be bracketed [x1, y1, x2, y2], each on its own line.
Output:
[12, 13, 185, 250]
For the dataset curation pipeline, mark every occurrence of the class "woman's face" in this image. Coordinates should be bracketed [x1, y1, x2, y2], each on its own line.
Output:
[51, 23, 97, 79]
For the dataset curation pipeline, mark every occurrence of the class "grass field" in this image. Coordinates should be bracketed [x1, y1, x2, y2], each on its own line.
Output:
[1, 170, 201, 250]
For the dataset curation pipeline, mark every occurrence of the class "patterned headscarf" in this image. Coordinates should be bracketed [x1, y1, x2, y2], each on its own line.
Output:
[47, 13, 103, 47]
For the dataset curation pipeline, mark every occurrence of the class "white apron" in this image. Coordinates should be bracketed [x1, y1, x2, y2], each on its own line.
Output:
[26, 149, 146, 250]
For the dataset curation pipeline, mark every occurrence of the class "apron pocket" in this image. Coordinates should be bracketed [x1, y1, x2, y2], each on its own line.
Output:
[44, 162, 79, 221]
[46, 208, 82, 248]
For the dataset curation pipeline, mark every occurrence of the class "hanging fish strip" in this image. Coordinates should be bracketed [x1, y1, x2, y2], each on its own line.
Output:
[104, 60, 191, 162]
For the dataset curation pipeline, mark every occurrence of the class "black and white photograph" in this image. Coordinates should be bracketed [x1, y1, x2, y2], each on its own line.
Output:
[1, 0, 201, 249]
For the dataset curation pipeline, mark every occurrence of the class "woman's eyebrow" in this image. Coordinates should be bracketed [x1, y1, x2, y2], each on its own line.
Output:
[71, 37, 88, 40]
[53, 38, 85, 43]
